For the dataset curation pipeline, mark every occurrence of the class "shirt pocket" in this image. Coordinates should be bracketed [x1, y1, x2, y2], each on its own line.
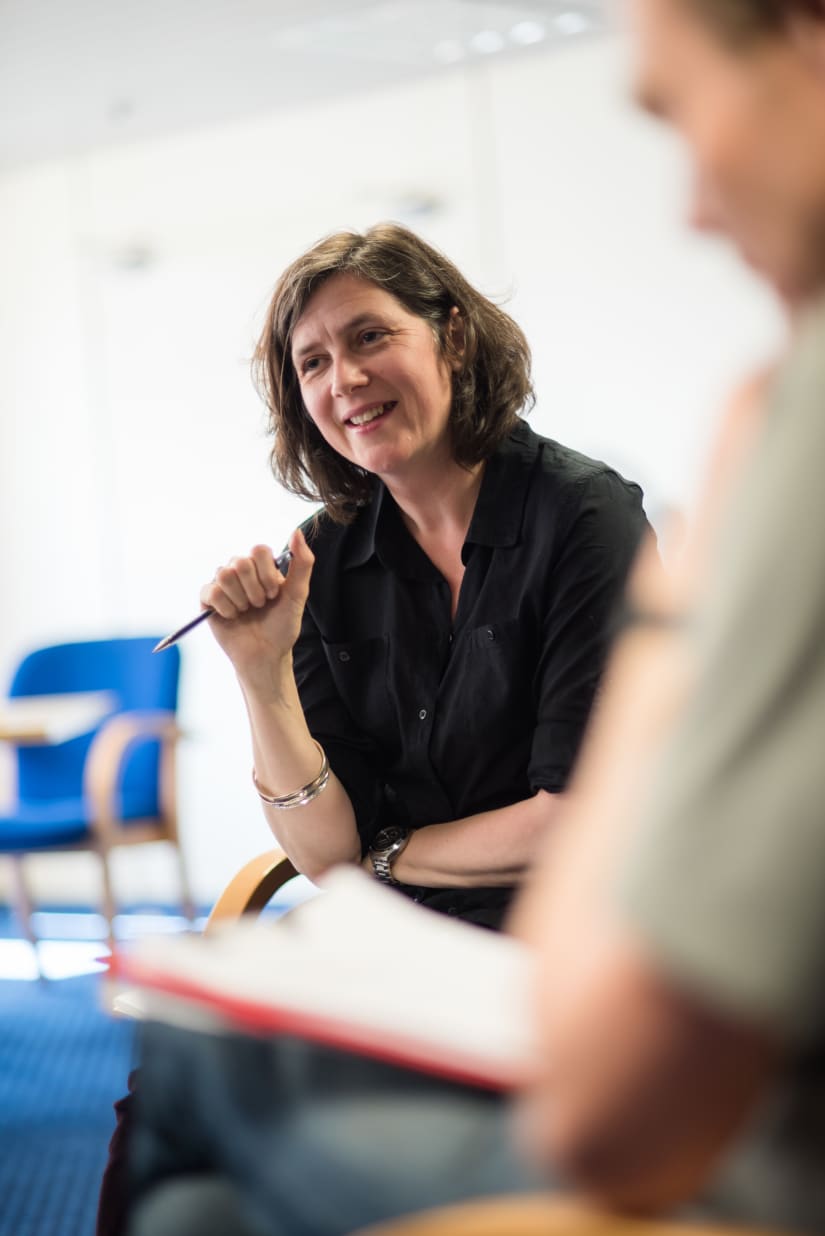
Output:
[454, 617, 535, 720]
[322, 634, 393, 738]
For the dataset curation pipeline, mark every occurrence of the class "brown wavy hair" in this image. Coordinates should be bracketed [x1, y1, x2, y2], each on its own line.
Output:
[252, 223, 534, 523]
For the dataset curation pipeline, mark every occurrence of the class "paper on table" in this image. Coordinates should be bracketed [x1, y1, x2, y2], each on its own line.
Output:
[0, 691, 117, 744]
[109, 866, 539, 1090]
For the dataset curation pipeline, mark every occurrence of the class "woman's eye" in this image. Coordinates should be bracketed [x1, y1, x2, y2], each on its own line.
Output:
[301, 357, 321, 375]
[360, 329, 387, 345]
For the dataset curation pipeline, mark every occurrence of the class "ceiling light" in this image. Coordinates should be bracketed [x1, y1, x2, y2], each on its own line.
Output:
[554, 11, 590, 34]
[434, 38, 465, 63]
[509, 20, 546, 46]
[470, 29, 505, 54]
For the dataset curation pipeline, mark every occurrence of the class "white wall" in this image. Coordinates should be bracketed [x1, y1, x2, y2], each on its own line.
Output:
[0, 35, 783, 908]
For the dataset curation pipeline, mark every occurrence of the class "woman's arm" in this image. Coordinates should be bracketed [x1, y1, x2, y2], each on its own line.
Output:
[203, 527, 362, 881]
[388, 790, 560, 887]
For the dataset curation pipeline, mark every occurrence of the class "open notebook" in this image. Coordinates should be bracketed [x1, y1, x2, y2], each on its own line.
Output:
[107, 866, 538, 1090]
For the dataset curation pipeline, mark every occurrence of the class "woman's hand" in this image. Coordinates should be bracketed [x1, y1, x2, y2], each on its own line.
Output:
[200, 527, 314, 691]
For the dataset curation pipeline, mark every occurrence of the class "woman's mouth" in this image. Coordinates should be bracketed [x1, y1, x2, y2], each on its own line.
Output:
[346, 401, 396, 428]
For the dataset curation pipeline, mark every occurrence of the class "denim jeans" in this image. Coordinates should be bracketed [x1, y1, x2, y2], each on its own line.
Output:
[127, 1023, 545, 1236]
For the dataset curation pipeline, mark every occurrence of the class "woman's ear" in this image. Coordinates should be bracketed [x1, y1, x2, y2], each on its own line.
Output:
[446, 306, 466, 371]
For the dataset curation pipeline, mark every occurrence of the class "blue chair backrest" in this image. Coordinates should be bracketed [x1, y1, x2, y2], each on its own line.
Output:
[10, 638, 180, 820]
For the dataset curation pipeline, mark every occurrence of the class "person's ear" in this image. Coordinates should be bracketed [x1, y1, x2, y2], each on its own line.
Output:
[446, 306, 466, 371]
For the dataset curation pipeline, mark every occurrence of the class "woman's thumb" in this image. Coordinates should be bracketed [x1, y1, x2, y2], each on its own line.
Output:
[285, 526, 315, 596]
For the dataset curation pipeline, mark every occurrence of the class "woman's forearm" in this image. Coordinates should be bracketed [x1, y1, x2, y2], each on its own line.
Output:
[201, 532, 360, 879]
[389, 789, 559, 888]
[240, 658, 362, 881]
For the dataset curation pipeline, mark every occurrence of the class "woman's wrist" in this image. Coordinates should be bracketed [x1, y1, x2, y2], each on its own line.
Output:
[236, 652, 296, 706]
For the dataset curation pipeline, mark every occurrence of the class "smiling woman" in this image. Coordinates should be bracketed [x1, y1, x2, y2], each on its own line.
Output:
[199, 222, 651, 930]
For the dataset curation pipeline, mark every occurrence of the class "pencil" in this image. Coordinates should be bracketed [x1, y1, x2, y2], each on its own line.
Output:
[153, 550, 293, 653]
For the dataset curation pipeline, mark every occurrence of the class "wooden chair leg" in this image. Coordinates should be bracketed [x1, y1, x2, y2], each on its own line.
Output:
[172, 842, 197, 925]
[97, 847, 117, 952]
[8, 855, 43, 980]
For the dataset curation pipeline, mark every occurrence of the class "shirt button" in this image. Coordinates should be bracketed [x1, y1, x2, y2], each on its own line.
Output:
[486, 628, 496, 641]
[447, 906, 459, 917]
[418, 708, 427, 721]
[338, 650, 350, 662]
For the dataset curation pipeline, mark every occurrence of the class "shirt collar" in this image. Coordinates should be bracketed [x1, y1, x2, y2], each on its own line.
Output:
[341, 483, 434, 578]
[340, 419, 538, 571]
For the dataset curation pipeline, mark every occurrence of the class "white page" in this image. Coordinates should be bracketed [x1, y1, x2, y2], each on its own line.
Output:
[116, 866, 539, 1085]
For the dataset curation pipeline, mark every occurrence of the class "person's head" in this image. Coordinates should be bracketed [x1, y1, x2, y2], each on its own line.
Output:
[253, 223, 533, 521]
[629, 0, 825, 303]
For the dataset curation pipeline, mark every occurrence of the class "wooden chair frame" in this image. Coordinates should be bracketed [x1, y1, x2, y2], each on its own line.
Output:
[11, 709, 194, 959]
[352, 1193, 789, 1236]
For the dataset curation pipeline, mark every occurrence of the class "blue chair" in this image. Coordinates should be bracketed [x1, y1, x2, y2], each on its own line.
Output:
[0, 637, 193, 959]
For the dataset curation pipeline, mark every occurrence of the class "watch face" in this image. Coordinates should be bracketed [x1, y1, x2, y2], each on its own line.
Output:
[372, 825, 406, 853]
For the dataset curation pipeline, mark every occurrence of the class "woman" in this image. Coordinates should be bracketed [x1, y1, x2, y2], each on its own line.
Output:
[96, 223, 647, 1236]
[200, 222, 649, 930]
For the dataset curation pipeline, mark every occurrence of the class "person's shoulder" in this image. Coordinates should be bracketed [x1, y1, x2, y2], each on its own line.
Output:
[299, 506, 339, 549]
[513, 421, 644, 508]
[300, 503, 372, 548]
[771, 294, 825, 430]
[300, 493, 383, 584]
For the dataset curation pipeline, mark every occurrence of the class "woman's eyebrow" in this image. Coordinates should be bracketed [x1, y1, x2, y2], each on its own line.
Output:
[293, 312, 390, 360]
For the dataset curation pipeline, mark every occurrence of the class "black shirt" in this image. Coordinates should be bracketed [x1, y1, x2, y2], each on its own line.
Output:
[295, 421, 649, 928]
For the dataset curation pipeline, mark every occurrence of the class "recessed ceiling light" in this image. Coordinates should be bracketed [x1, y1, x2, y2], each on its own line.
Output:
[434, 38, 465, 63]
[554, 11, 590, 34]
[107, 99, 134, 124]
[509, 20, 546, 46]
[470, 29, 505, 54]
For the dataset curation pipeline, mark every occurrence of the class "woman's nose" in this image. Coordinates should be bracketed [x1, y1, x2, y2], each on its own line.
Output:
[331, 353, 368, 397]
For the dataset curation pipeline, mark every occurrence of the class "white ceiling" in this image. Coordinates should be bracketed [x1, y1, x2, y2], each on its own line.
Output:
[0, 0, 608, 170]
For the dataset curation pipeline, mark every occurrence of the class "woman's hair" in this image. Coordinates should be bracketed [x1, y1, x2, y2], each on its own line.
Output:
[252, 222, 534, 523]
[688, 0, 825, 42]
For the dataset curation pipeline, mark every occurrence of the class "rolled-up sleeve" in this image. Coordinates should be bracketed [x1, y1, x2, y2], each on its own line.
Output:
[529, 470, 649, 793]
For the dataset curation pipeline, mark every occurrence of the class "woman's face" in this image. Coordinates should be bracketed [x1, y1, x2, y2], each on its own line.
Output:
[291, 273, 461, 486]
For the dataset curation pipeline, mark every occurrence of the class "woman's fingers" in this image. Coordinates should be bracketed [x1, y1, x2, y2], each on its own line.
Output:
[201, 555, 267, 618]
[249, 544, 287, 600]
[227, 555, 270, 608]
[200, 537, 312, 622]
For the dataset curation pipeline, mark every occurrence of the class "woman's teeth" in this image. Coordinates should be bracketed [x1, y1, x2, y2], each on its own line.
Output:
[349, 402, 392, 427]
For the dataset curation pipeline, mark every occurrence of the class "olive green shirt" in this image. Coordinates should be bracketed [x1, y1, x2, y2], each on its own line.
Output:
[620, 297, 825, 1234]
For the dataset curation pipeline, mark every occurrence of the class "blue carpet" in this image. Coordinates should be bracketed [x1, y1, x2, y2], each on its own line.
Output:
[0, 973, 135, 1236]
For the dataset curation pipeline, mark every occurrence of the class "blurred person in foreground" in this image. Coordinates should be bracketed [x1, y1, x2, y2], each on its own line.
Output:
[123, 0, 825, 1232]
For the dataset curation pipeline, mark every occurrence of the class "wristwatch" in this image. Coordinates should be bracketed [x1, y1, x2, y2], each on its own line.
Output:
[368, 825, 411, 884]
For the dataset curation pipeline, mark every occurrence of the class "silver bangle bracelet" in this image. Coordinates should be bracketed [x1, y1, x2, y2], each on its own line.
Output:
[252, 740, 330, 809]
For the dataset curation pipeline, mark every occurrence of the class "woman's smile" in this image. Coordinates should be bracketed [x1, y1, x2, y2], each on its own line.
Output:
[344, 399, 397, 430]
